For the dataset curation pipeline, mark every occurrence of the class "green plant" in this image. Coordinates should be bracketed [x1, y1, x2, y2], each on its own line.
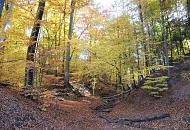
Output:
[142, 76, 169, 97]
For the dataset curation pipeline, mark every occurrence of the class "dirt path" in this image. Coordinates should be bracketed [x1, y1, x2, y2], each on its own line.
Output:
[1, 59, 190, 130]
[0, 87, 135, 130]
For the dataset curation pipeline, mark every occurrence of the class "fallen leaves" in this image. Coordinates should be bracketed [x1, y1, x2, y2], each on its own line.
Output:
[38, 103, 51, 111]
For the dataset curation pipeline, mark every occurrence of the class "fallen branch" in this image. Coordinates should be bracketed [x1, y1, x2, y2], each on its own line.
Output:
[120, 113, 170, 123]
[99, 113, 170, 124]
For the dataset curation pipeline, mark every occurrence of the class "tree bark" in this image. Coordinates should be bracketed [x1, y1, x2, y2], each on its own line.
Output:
[133, 23, 143, 82]
[168, 22, 173, 62]
[62, 0, 67, 77]
[0, 0, 14, 42]
[25, 0, 46, 87]
[138, 0, 148, 68]
[64, 0, 76, 88]
[187, 0, 190, 23]
[159, 0, 170, 75]
[2, 1, 13, 32]
[0, 0, 5, 18]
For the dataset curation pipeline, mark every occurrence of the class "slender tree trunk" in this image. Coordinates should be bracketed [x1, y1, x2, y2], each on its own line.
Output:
[0, 0, 5, 18]
[179, 25, 185, 55]
[130, 67, 136, 87]
[64, 0, 75, 87]
[38, 46, 47, 88]
[147, 24, 154, 74]
[168, 23, 173, 62]
[175, 41, 180, 55]
[54, 30, 58, 77]
[54, 14, 63, 77]
[0, 0, 13, 42]
[176, 1, 185, 55]
[133, 26, 142, 82]
[62, 0, 67, 77]
[187, 0, 190, 23]
[118, 56, 122, 85]
[159, 0, 170, 75]
[138, 0, 149, 76]
[25, 0, 46, 87]
[2, 0, 13, 32]
[136, 43, 140, 72]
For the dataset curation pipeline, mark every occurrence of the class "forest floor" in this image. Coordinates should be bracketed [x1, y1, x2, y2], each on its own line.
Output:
[1, 58, 190, 130]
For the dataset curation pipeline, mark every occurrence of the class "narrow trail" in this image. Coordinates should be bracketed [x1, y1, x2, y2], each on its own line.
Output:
[0, 58, 190, 130]
[0, 88, 112, 130]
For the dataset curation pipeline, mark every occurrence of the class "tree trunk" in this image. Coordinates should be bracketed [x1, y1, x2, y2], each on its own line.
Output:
[159, 0, 170, 75]
[0, 0, 14, 42]
[64, 0, 75, 87]
[130, 67, 136, 87]
[187, 0, 190, 23]
[2, 0, 14, 32]
[168, 23, 173, 62]
[62, 0, 67, 77]
[25, 0, 46, 87]
[138, 0, 148, 69]
[179, 26, 185, 55]
[118, 61, 122, 85]
[133, 25, 142, 82]
[0, 0, 5, 18]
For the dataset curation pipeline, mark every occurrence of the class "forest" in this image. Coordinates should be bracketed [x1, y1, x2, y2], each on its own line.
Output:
[0, 0, 190, 129]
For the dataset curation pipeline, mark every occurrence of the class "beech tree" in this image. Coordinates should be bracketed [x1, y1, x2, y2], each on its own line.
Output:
[25, 0, 46, 87]
[159, 0, 169, 74]
[64, 0, 76, 88]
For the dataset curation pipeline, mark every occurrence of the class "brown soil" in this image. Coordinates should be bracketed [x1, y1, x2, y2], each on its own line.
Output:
[107, 59, 190, 129]
[0, 87, 134, 130]
[0, 59, 190, 130]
